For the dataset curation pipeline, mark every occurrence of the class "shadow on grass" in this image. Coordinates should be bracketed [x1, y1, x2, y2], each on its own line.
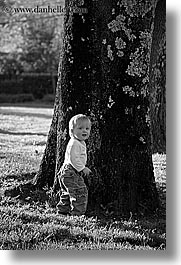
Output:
[2, 172, 48, 203]
[2, 172, 36, 182]
[2, 172, 166, 249]
[3, 172, 166, 220]
[0, 129, 47, 136]
[0, 111, 52, 119]
[4, 181, 49, 203]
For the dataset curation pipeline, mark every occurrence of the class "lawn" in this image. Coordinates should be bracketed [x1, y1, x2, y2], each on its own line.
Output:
[0, 106, 166, 250]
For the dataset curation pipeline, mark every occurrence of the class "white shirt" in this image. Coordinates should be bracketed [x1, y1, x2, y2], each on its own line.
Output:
[64, 137, 87, 172]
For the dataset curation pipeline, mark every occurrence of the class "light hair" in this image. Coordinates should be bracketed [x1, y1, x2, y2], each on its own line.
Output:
[69, 114, 91, 137]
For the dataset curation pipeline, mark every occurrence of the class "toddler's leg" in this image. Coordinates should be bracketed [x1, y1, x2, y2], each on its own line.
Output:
[57, 192, 71, 214]
[71, 174, 88, 216]
[71, 187, 88, 215]
[57, 165, 88, 216]
[57, 166, 72, 214]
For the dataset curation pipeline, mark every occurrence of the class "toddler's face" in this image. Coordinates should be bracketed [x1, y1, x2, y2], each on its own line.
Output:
[73, 119, 91, 141]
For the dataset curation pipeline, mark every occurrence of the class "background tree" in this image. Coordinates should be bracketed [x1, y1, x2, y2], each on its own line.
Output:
[31, 0, 159, 216]
[7, 0, 160, 216]
[149, 0, 166, 153]
[0, 52, 23, 76]
[0, 0, 63, 79]
[20, 16, 61, 93]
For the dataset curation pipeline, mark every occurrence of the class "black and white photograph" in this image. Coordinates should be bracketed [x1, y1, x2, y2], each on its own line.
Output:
[0, 0, 173, 258]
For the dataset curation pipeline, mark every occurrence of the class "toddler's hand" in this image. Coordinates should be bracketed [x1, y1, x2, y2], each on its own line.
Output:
[82, 167, 92, 176]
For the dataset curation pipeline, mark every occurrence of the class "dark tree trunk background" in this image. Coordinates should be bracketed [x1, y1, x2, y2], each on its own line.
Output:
[91, 0, 159, 214]
[8, 0, 160, 216]
[149, 0, 166, 154]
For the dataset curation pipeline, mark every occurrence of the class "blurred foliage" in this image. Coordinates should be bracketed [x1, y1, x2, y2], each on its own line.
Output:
[0, 0, 64, 74]
[20, 17, 61, 73]
[0, 52, 23, 75]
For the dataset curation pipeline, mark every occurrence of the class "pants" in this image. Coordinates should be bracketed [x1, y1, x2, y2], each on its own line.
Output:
[57, 164, 88, 216]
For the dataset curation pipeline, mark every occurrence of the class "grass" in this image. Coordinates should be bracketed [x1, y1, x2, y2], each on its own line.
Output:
[0, 106, 166, 250]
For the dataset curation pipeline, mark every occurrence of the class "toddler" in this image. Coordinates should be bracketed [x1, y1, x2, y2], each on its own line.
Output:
[57, 114, 92, 216]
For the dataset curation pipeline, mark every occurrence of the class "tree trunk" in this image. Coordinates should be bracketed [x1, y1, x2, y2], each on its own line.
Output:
[33, 0, 94, 188]
[149, 0, 166, 154]
[9, 0, 159, 216]
[89, 0, 159, 214]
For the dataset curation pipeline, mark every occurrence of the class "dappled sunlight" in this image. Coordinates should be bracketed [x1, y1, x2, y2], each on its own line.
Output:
[0, 106, 166, 250]
[0, 107, 53, 179]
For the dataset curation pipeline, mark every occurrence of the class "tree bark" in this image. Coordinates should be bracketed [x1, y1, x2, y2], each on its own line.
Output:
[149, 0, 166, 153]
[33, 0, 94, 188]
[90, 0, 159, 214]
[8, 0, 160, 216]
